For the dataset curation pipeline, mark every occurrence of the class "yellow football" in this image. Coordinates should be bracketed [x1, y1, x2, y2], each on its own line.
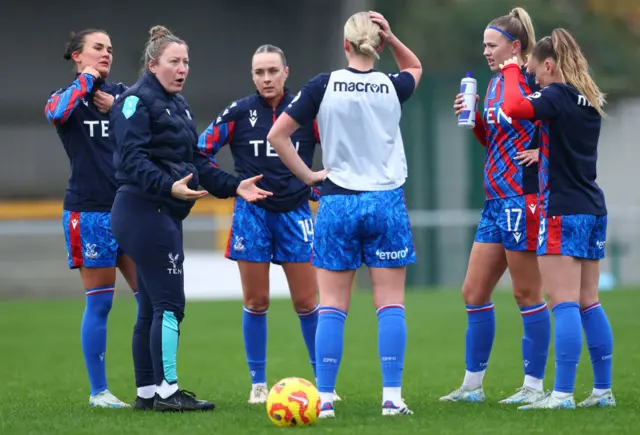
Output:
[266, 377, 321, 427]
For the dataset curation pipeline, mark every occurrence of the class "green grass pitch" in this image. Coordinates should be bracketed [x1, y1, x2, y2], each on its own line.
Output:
[1, 288, 639, 434]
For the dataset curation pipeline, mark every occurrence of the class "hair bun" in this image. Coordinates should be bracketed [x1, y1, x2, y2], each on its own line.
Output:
[149, 25, 170, 42]
[63, 31, 77, 60]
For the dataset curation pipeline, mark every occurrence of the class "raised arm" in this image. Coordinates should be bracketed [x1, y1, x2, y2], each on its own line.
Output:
[45, 71, 97, 124]
[370, 11, 422, 89]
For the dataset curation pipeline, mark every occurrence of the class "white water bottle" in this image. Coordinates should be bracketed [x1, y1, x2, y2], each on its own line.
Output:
[458, 72, 477, 129]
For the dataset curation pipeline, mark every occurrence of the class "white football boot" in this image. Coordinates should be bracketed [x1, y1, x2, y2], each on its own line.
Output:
[89, 389, 130, 408]
[518, 391, 576, 410]
[499, 386, 547, 405]
[577, 390, 616, 408]
[439, 386, 485, 403]
[318, 402, 335, 419]
[382, 399, 414, 416]
[248, 383, 269, 404]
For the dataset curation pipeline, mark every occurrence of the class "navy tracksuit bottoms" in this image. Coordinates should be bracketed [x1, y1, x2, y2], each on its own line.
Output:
[111, 191, 185, 388]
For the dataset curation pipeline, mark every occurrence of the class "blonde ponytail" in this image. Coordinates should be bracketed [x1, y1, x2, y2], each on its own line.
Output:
[551, 29, 606, 116]
[509, 7, 536, 57]
[344, 12, 382, 59]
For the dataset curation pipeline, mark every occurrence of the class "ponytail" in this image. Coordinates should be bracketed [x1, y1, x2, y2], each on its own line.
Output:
[509, 8, 536, 58]
[488, 7, 536, 61]
[550, 28, 606, 116]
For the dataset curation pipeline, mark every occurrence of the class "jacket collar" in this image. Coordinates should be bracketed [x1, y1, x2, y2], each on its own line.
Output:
[142, 71, 173, 97]
[255, 87, 289, 108]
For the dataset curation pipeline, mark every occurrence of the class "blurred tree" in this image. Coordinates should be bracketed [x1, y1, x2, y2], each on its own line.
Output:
[587, 0, 640, 35]
[375, 0, 640, 96]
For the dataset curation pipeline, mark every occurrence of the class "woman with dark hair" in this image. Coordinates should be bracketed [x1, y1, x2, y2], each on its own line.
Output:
[45, 28, 137, 408]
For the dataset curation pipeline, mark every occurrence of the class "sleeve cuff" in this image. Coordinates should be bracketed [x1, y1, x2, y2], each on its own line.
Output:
[228, 176, 241, 197]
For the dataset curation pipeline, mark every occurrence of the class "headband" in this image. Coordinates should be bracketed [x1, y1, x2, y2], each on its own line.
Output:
[487, 25, 516, 41]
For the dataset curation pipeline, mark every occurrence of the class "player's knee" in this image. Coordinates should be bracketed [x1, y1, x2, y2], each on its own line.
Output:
[511, 274, 544, 306]
[292, 296, 318, 313]
[579, 292, 599, 310]
[461, 281, 492, 306]
[512, 285, 544, 307]
[579, 280, 599, 309]
[244, 295, 270, 312]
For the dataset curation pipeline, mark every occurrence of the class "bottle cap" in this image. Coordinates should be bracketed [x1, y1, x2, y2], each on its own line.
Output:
[466, 72, 473, 78]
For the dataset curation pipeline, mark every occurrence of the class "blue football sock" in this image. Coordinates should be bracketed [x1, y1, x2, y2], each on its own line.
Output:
[243, 307, 267, 384]
[553, 302, 582, 393]
[520, 302, 551, 381]
[81, 285, 114, 396]
[581, 302, 613, 390]
[315, 307, 346, 394]
[297, 305, 319, 377]
[377, 305, 406, 388]
[465, 303, 495, 373]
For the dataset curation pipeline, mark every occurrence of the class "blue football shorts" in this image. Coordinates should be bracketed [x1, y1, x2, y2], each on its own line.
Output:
[474, 193, 539, 251]
[62, 210, 120, 269]
[537, 214, 607, 259]
[225, 197, 313, 264]
[312, 187, 416, 271]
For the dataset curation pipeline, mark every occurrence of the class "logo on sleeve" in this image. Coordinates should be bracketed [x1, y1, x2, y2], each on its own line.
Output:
[289, 91, 301, 107]
[216, 101, 238, 125]
[122, 96, 140, 119]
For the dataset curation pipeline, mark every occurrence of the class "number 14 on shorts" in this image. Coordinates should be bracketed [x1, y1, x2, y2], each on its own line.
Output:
[297, 219, 314, 242]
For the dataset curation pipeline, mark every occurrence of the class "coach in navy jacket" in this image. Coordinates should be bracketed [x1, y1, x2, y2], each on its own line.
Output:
[111, 71, 242, 219]
[109, 25, 270, 412]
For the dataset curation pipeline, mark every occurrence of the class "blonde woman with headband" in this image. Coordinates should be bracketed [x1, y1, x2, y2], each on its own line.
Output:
[268, 11, 421, 418]
[443, 7, 551, 406]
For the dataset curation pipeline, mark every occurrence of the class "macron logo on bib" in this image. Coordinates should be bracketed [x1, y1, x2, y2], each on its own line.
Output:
[333, 81, 389, 94]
